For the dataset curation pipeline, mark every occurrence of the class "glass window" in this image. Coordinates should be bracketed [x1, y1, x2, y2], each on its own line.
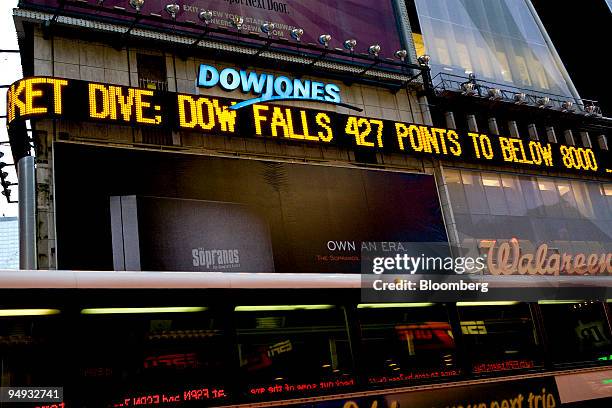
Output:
[357, 303, 459, 387]
[412, 0, 576, 98]
[482, 173, 509, 215]
[235, 305, 354, 400]
[444, 169, 612, 261]
[540, 301, 612, 365]
[461, 172, 489, 215]
[76, 308, 229, 407]
[501, 175, 527, 216]
[444, 169, 469, 214]
[0, 311, 65, 390]
[458, 303, 542, 374]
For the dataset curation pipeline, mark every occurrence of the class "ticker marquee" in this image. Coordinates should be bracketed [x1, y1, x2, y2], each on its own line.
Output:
[6, 76, 611, 177]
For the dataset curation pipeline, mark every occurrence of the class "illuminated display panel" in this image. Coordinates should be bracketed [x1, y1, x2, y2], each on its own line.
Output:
[6, 76, 612, 177]
[457, 303, 543, 374]
[357, 304, 460, 386]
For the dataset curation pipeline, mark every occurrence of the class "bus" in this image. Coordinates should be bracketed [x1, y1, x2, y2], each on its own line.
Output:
[0, 271, 611, 407]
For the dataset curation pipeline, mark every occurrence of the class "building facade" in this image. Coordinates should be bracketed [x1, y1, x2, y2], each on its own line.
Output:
[1, 0, 611, 407]
[0, 216, 18, 269]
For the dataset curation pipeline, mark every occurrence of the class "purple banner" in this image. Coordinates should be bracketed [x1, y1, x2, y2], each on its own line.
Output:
[23, 0, 403, 59]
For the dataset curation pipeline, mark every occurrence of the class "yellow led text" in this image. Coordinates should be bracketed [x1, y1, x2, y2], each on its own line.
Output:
[395, 123, 461, 156]
[89, 84, 162, 125]
[345, 117, 383, 148]
[498, 137, 553, 167]
[252, 105, 333, 142]
[7, 77, 68, 123]
[177, 95, 236, 132]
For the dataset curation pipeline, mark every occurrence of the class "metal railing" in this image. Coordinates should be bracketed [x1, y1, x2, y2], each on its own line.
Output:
[432, 72, 603, 117]
[138, 78, 168, 92]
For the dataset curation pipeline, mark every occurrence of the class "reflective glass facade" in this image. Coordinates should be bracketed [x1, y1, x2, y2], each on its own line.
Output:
[444, 168, 612, 256]
[413, 0, 575, 98]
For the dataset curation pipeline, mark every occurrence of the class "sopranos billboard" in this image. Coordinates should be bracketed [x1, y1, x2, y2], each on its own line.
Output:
[53, 143, 447, 272]
[21, 0, 403, 59]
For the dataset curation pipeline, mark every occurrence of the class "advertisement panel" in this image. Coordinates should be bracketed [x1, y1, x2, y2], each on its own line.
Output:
[21, 0, 403, 59]
[53, 142, 447, 271]
[294, 376, 562, 408]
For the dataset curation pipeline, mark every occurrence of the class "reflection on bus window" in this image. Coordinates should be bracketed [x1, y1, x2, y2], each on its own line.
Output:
[357, 303, 459, 386]
[540, 301, 612, 365]
[235, 305, 354, 399]
[458, 302, 542, 374]
[0, 310, 65, 391]
[77, 307, 228, 407]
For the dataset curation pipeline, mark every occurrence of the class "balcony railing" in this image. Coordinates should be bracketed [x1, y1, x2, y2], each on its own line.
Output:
[432, 72, 603, 117]
[138, 78, 168, 92]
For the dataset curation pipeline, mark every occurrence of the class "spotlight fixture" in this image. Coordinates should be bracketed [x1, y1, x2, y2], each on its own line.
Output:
[394, 49, 408, 61]
[129, 0, 145, 12]
[198, 10, 213, 25]
[417, 54, 430, 65]
[461, 82, 477, 96]
[488, 88, 502, 100]
[318, 34, 332, 48]
[585, 105, 597, 115]
[343, 39, 357, 52]
[513, 92, 527, 104]
[561, 100, 574, 112]
[290, 28, 304, 42]
[230, 15, 244, 30]
[368, 44, 381, 57]
[261, 22, 275, 36]
[164, 3, 180, 20]
[536, 96, 551, 108]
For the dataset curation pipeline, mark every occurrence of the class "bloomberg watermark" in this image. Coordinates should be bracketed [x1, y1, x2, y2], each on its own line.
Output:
[360, 242, 612, 302]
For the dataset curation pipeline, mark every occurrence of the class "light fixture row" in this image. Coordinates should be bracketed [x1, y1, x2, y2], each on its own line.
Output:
[119, 2, 413, 61]
[460, 79, 597, 115]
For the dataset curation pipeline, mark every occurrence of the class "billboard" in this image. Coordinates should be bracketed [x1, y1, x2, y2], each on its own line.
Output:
[21, 0, 403, 60]
[53, 143, 447, 272]
[8, 76, 611, 177]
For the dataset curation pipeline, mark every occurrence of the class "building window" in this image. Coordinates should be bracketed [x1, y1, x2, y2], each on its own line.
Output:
[136, 54, 172, 145]
[407, 0, 576, 97]
[444, 168, 612, 257]
[136, 54, 168, 91]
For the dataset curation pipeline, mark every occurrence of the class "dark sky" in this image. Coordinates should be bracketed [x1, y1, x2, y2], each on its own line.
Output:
[532, 0, 612, 116]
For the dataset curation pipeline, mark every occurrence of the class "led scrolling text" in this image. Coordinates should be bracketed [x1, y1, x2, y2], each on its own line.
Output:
[6, 77, 609, 176]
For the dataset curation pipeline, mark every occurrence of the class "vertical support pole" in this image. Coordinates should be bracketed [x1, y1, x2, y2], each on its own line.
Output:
[18, 155, 37, 270]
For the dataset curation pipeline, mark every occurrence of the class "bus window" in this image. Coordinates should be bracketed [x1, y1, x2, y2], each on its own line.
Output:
[539, 301, 612, 365]
[0, 309, 66, 391]
[234, 305, 355, 400]
[357, 303, 460, 386]
[457, 302, 542, 374]
[76, 307, 229, 407]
